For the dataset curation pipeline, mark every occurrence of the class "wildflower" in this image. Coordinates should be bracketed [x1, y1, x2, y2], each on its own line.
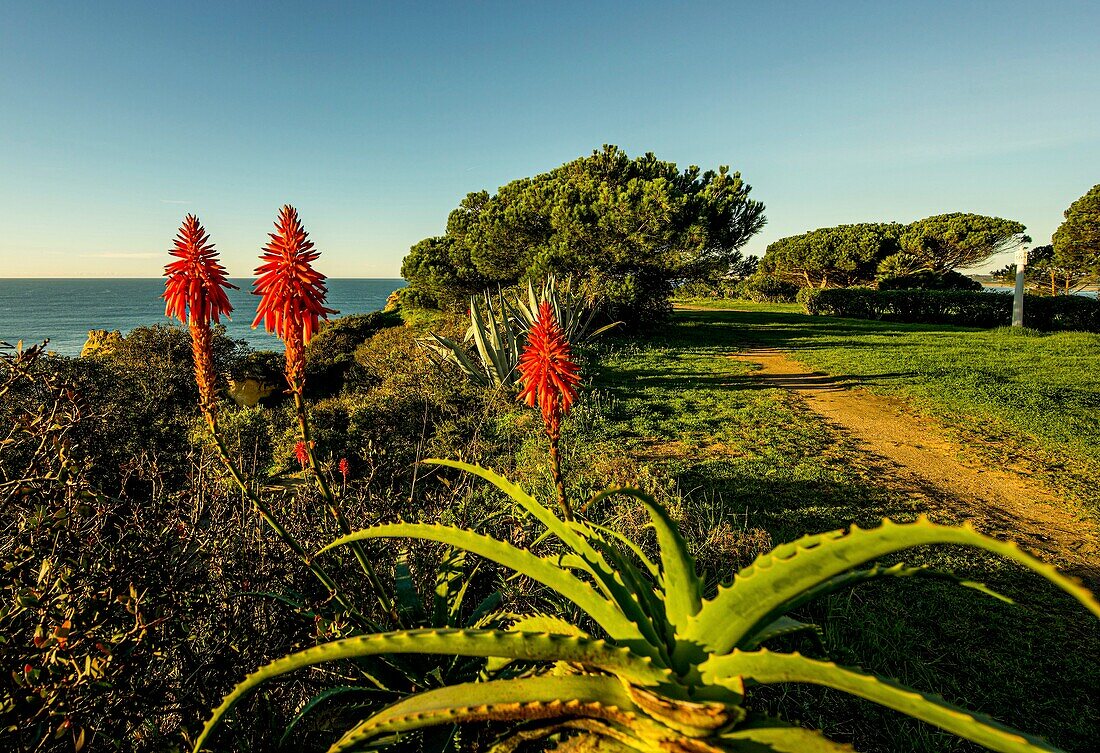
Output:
[294, 440, 309, 469]
[252, 205, 336, 390]
[517, 301, 581, 520]
[338, 457, 349, 484]
[517, 301, 581, 441]
[163, 215, 238, 415]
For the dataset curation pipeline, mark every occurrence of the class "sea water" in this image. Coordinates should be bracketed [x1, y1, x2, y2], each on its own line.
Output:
[0, 279, 405, 356]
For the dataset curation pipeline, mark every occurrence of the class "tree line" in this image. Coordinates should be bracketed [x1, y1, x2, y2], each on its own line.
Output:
[400, 146, 1100, 322]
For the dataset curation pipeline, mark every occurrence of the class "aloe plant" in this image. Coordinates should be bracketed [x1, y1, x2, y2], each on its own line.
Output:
[194, 460, 1099, 753]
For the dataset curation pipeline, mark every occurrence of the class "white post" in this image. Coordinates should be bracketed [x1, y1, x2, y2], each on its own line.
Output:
[1012, 245, 1029, 327]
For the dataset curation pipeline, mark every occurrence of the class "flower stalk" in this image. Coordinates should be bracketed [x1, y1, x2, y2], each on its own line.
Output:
[164, 214, 368, 626]
[517, 301, 581, 520]
[253, 206, 396, 622]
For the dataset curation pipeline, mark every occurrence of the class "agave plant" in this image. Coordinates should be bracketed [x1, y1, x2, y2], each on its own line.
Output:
[512, 276, 621, 344]
[427, 290, 524, 388]
[193, 460, 1099, 753]
[426, 277, 618, 389]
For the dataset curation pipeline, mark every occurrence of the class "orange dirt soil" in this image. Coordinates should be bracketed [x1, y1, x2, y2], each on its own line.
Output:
[728, 346, 1100, 584]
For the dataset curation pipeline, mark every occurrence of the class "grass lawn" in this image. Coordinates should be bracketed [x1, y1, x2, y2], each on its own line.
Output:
[675, 298, 1100, 513]
[573, 304, 1099, 753]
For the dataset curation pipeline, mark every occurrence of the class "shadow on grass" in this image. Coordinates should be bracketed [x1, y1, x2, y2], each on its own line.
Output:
[670, 459, 1099, 753]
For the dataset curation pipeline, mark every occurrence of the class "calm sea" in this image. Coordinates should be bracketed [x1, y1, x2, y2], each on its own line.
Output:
[0, 279, 405, 356]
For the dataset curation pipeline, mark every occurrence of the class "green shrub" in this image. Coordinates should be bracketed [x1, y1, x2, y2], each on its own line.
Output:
[739, 274, 801, 303]
[303, 311, 403, 398]
[802, 288, 1100, 332]
[877, 270, 982, 291]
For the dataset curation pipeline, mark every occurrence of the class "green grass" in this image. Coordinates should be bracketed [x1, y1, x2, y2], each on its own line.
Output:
[672, 299, 1100, 513]
[570, 306, 1099, 753]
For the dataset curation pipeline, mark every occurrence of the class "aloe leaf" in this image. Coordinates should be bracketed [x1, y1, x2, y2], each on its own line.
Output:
[328, 675, 647, 753]
[703, 650, 1065, 753]
[466, 591, 503, 628]
[526, 279, 539, 317]
[496, 292, 520, 377]
[468, 297, 508, 386]
[481, 293, 511, 382]
[192, 629, 672, 752]
[689, 517, 1100, 654]
[490, 718, 649, 753]
[279, 685, 389, 748]
[433, 549, 466, 628]
[720, 718, 856, 751]
[320, 522, 646, 647]
[741, 616, 824, 651]
[583, 521, 660, 578]
[425, 459, 669, 656]
[603, 488, 701, 632]
[393, 554, 424, 623]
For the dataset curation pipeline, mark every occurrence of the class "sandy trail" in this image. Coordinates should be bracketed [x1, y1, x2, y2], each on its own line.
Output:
[729, 347, 1100, 583]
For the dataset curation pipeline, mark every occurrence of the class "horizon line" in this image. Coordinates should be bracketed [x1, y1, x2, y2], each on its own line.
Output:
[0, 276, 407, 281]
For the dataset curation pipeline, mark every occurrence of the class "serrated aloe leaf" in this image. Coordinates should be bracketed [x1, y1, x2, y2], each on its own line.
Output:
[425, 460, 666, 653]
[329, 675, 650, 753]
[487, 615, 590, 674]
[279, 686, 390, 747]
[741, 616, 824, 651]
[741, 561, 1013, 648]
[584, 521, 659, 579]
[193, 629, 672, 753]
[433, 549, 467, 628]
[468, 298, 501, 385]
[393, 553, 424, 623]
[481, 293, 511, 381]
[320, 523, 646, 648]
[466, 591, 503, 629]
[690, 517, 1100, 655]
[705, 650, 1066, 753]
[601, 488, 701, 633]
[720, 720, 856, 752]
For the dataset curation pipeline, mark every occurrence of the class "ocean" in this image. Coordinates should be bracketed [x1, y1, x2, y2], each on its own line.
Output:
[0, 279, 405, 356]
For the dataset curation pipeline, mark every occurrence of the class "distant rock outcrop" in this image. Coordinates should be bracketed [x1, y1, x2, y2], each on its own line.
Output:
[384, 289, 402, 312]
[81, 329, 124, 358]
[227, 377, 279, 407]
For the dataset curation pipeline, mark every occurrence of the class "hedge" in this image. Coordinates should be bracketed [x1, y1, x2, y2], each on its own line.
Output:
[801, 288, 1100, 332]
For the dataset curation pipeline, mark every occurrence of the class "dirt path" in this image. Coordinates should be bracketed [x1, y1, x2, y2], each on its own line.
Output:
[729, 346, 1100, 582]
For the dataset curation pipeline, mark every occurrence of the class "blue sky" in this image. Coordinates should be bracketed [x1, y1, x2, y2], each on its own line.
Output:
[1, 0, 1097, 277]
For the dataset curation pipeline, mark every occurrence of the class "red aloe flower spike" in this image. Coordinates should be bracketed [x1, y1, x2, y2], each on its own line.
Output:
[163, 214, 237, 326]
[252, 205, 337, 344]
[252, 205, 336, 391]
[517, 301, 581, 520]
[163, 215, 238, 416]
[517, 301, 581, 441]
[338, 457, 349, 483]
[294, 440, 309, 469]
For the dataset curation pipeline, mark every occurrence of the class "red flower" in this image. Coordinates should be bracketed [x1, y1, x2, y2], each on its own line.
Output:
[338, 457, 349, 483]
[294, 440, 309, 469]
[163, 215, 237, 325]
[252, 205, 336, 344]
[517, 301, 581, 440]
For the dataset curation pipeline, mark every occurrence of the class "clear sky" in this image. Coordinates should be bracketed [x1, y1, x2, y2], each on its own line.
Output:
[2, 0, 1098, 278]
